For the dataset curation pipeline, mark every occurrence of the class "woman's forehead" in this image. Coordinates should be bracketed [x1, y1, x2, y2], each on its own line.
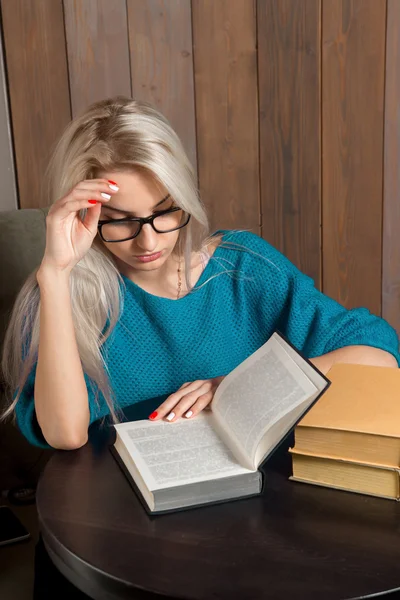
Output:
[99, 170, 168, 214]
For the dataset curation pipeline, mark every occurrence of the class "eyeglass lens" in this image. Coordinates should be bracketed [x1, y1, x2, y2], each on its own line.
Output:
[101, 209, 187, 242]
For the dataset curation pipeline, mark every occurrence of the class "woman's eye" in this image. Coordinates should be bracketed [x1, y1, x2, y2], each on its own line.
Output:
[154, 205, 175, 214]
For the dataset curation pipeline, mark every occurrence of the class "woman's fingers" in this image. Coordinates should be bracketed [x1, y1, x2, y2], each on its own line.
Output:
[81, 200, 102, 231]
[150, 381, 211, 422]
[149, 377, 225, 423]
[48, 181, 118, 220]
[177, 381, 194, 391]
[165, 383, 213, 422]
[182, 391, 214, 419]
[40, 178, 121, 273]
[74, 178, 119, 192]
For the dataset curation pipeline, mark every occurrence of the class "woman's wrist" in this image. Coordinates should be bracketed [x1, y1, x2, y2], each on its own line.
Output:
[36, 261, 71, 286]
[36, 262, 72, 288]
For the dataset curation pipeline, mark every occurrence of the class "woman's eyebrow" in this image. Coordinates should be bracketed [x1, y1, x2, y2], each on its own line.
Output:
[103, 193, 171, 216]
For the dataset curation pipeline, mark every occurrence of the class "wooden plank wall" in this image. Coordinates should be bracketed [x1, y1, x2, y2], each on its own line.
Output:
[193, 0, 260, 233]
[0, 0, 399, 333]
[322, 0, 386, 316]
[63, 0, 132, 118]
[258, 0, 321, 286]
[128, 0, 197, 172]
[1, 0, 71, 209]
[383, 0, 400, 333]
[0, 22, 17, 210]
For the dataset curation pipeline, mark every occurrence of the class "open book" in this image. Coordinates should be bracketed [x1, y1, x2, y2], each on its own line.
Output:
[111, 332, 330, 513]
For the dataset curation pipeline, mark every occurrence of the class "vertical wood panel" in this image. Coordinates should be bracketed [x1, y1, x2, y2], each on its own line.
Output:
[64, 0, 131, 118]
[0, 24, 17, 211]
[382, 0, 400, 334]
[0, 0, 395, 328]
[127, 0, 197, 172]
[258, 0, 321, 284]
[193, 0, 260, 234]
[1, 0, 71, 209]
[322, 0, 386, 313]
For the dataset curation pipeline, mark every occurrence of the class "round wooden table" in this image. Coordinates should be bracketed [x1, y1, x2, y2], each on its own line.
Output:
[36, 428, 400, 600]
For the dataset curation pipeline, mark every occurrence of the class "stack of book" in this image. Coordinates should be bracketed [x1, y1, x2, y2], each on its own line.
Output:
[290, 363, 400, 501]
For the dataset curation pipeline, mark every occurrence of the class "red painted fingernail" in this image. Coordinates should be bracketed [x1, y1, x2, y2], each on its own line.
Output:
[108, 180, 118, 186]
[88, 200, 97, 204]
[149, 411, 158, 420]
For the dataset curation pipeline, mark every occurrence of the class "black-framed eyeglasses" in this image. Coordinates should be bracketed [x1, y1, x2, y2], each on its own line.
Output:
[97, 205, 191, 243]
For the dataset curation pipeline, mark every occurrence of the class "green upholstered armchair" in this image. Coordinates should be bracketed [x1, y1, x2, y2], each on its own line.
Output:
[0, 208, 52, 491]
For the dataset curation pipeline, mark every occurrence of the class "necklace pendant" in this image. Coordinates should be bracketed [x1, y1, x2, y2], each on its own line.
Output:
[177, 255, 182, 300]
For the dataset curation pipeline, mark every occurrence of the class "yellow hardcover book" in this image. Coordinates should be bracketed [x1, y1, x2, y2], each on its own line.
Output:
[289, 449, 400, 501]
[293, 363, 400, 467]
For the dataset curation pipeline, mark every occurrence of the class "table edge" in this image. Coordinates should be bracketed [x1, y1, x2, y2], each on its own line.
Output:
[39, 518, 180, 600]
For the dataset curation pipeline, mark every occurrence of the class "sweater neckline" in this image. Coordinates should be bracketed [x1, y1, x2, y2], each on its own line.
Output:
[120, 230, 225, 303]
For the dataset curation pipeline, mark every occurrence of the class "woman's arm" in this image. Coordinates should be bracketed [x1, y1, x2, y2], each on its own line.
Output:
[310, 345, 398, 375]
[273, 257, 400, 367]
[31, 178, 118, 449]
[35, 267, 90, 449]
[237, 232, 400, 367]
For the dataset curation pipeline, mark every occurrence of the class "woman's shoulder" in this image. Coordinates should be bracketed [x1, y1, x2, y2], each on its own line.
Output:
[212, 229, 293, 273]
[213, 228, 274, 251]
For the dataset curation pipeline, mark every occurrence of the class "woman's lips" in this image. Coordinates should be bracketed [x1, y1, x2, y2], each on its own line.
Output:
[134, 251, 162, 263]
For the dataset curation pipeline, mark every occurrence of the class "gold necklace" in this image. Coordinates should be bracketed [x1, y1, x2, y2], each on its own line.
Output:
[177, 255, 182, 300]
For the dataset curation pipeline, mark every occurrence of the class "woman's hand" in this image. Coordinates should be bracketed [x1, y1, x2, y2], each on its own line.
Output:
[149, 377, 225, 422]
[37, 178, 119, 276]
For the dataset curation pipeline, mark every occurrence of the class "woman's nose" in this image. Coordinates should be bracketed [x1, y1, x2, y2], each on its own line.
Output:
[135, 223, 159, 252]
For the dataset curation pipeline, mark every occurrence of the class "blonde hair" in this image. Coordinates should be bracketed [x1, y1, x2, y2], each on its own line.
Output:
[1, 96, 214, 423]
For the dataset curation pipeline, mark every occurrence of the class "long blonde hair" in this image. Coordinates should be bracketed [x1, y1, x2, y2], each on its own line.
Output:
[1, 96, 212, 423]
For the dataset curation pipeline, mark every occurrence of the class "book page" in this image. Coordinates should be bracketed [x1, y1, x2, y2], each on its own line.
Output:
[212, 337, 318, 469]
[114, 412, 254, 492]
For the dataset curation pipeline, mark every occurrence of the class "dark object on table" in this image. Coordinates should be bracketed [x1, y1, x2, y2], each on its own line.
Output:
[7, 485, 36, 505]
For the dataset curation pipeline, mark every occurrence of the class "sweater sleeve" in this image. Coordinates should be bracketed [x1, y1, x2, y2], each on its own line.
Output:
[13, 313, 119, 448]
[13, 362, 49, 448]
[282, 270, 400, 365]
[241, 231, 400, 365]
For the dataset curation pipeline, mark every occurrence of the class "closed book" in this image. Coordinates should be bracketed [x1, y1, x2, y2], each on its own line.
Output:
[293, 363, 400, 467]
[290, 449, 400, 501]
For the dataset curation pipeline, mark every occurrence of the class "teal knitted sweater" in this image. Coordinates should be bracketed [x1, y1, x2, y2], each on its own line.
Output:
[15, 230, 400, 447]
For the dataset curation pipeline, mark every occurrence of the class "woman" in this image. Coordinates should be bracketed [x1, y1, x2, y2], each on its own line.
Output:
[1, 96, 399, 452]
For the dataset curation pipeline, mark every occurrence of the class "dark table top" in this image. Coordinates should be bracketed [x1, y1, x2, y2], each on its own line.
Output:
[36, 421, 400, 600]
